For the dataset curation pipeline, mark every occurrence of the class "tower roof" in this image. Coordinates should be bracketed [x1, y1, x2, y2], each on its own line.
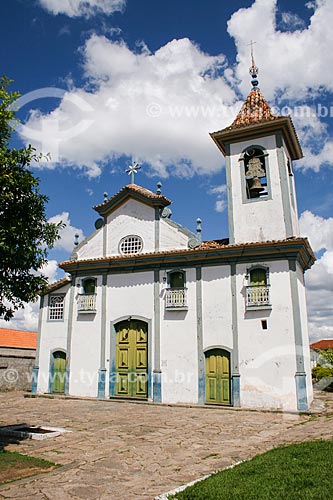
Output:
[210, 53, 303, 160]
[229, 88, 277, 129]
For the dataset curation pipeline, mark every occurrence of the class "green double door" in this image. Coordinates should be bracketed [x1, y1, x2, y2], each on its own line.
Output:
[205, 349, 231, 405]
[115, 320, 148, 399]
[52, 351, 66, 393]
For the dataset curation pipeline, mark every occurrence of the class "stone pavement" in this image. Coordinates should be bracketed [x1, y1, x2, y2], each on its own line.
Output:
[0, 392, 332, 500]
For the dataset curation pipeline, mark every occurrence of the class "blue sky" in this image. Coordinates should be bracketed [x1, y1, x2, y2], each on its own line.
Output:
[1, 0, 332, 340]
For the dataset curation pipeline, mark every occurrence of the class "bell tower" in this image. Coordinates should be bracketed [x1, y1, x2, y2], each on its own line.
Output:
[210, 55, 302, 244]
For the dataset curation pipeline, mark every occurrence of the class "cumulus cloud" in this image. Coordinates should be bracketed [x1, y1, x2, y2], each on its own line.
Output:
[0, 260, 60, 332]
[300, 211, 333, 341]
[38, 0, 126, 18]
[279, 11, 306, 31]
[227, 0, 333, 101]
[49, 212, 85, 252]
[209, 185, 227, 213]
[21, 37, 235, 178]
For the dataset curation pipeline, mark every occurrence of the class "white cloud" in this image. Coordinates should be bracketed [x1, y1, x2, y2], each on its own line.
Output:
[279, 11, 306, 31]
[49, 212, 85, 252]
[38, 0, 126, 18]
[299, 211, 333, 341]
[0, 260, 60, 332]
[209, 185, 227, 213]
[299, 211, 333, 252]
[21, 37, 235, 178]
[0, 302, 40, 332]
[227, 0, 333, 101]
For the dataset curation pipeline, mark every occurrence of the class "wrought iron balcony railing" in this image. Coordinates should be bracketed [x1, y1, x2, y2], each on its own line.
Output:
[77, 293, 97, 312]
[246, 285, 271, 309]
[165, 288, 188, 310]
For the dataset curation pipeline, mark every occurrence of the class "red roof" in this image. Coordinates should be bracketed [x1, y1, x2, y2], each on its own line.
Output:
[0, 328, 37, 349]
[310, 340, 333, 350]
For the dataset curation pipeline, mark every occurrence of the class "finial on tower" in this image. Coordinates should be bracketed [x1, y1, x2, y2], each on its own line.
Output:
[249, 40, 259, 90]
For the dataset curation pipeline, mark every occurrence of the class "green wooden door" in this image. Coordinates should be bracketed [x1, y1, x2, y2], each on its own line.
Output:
[53, 351, 66, 393]
[205, 349, 231, 405]
[115, 320, 148, 398]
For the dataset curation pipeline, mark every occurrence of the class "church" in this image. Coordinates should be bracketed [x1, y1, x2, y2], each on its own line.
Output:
[32, 59, 315, 412]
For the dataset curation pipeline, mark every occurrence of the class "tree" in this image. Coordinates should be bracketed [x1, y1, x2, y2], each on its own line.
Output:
[0, 76, 62, 320]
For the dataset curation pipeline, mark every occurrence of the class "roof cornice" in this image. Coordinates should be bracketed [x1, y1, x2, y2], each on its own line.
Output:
[210, 116, 303, 161]
[93, 184, 171, 216]
[60, 237, 315, 274]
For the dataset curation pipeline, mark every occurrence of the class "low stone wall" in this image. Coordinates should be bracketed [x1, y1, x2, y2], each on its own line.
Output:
[0, 348, 36, 391]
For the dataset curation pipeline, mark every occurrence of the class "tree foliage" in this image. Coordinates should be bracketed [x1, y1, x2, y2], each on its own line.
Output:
[319, 348, 333, 365]
[0, 76, 62, 320]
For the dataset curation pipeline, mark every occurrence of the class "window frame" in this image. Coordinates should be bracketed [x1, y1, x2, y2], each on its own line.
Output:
[245, 265, 271, 310]
[48, 294, 65, 321]
[239, 145, 272, 204]
[119, 235, 144, 255]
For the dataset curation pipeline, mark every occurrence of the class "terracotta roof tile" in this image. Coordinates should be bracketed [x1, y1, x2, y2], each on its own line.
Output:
[0, 328, 37, 349]
[43, 276, 71, 294]
[59, 237, 313, 267]
[93, 184, 171, 213]
[310, 340, 333, 350]
[228, 88, 277, 130]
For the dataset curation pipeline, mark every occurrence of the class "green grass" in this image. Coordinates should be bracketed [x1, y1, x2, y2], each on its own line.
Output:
[172, 441, 333, 500]
[0, 450, 58, 484]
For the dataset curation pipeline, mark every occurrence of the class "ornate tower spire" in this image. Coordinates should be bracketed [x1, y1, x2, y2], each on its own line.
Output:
[249, 41, 259, 90]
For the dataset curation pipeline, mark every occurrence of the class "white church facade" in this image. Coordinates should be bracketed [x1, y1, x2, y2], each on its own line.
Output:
[32, 64, 315, 411]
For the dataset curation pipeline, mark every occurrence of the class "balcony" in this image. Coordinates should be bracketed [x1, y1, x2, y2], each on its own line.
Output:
[165, 288, 188, 310]
[77, 293, 97, 313]
[246, 285, 271, 310]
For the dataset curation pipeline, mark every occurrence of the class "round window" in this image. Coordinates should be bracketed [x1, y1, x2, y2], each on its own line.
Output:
[119, 235, 143, 255]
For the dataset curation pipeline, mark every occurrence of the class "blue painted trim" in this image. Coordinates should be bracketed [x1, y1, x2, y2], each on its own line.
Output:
[276, 133, 294, 237]
[153, 270, 162, 402]
[153, 370, 162, 402]
[97, 369, 107, 398]
[295, 372, 308, 411]
[289, 258, 309, 410]
[65, 276, 76, 395]
[31, 367, 39, 393]
[196, 267, 205, 405]
[232, 374, 241, 407]
[225, 144, 235, 244]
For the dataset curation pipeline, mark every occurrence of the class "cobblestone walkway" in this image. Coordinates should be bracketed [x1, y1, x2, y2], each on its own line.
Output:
[0, 392, 332, 500]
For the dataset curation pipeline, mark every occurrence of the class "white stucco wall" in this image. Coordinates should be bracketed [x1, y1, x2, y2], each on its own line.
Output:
[229, 135, 289, 243]
[281, 137, 300, 237]
[37, 283, 70, 393]
[202, 266, 233, 350]
[159, 219, 191, 251]
[236, 260, 298, 410]
[106, 199, 155, 255]
[160, 268, 198, 404]
[76, 227, 104, 260]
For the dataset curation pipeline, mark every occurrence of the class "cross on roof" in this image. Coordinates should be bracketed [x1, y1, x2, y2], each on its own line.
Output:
[126, 162, 141, 184]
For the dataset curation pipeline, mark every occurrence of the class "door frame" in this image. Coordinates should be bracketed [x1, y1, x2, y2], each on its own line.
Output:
[48, 349, 67, 394]
[203, 345, 233, 406]
[109, 316, 152, 400]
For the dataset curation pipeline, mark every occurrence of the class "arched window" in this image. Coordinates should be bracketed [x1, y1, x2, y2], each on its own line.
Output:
[78, 278, 97, 313]
[246, 267, 271, 309]
[83, 278, 96, 294]
[169, 271, 185, 289]
[243, 147, 268, 199]
[165, 270, 187, 310]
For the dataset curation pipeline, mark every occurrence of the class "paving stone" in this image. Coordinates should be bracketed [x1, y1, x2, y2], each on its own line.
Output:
[0, 391, 332, 499]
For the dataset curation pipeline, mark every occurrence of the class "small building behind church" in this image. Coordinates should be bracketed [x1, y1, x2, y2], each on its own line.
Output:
[33, 62, 315, 411]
